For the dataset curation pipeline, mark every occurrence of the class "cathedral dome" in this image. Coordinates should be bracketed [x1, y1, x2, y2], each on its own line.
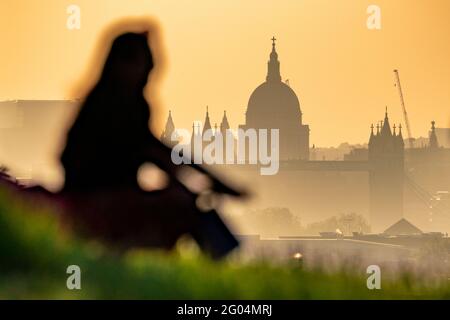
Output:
[246, 81, 301, 127]
[245, 37, 302, 128]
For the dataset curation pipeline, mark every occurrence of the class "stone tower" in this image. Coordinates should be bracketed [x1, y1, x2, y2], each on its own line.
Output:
[368, 109, 405, 232]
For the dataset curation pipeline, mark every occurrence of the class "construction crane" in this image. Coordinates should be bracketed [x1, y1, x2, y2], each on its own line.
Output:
[393, 69, 414, 149]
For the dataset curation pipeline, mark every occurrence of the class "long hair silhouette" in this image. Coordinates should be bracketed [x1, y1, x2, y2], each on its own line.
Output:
[62, 33, 154, 191]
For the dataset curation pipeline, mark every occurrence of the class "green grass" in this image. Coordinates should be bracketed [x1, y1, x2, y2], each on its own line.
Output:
[0, 186, 449, 299]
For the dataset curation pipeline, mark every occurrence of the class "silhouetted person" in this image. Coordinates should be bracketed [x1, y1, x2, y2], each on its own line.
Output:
[60, 32, 242, 259]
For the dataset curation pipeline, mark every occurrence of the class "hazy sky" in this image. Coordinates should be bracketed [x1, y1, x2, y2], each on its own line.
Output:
[0, 0, 449, 146]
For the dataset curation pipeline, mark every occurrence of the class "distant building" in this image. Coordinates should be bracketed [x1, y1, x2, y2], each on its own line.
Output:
[344, 148, 368, 161]
[428, 121, 439, 150]
[239, 37, 310, 160]
[383, 218, 422, 236]
[160, 110, 176, 147]
[435, 127, 450, 148]
[172, 37, 314, 161]
[174, 107, 236, 163]
[0, 99, 80, 185]
[368, 109, 404, 231]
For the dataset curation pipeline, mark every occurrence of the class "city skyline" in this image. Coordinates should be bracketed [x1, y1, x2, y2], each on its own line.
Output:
[0, 0, 450, 302]
[0, 0, 449, 146]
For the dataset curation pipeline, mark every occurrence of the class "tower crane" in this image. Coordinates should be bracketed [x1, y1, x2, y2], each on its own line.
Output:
[393, 69, 414, 149]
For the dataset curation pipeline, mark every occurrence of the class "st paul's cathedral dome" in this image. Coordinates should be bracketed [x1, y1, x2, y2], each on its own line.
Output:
[241, 37, 310, 160]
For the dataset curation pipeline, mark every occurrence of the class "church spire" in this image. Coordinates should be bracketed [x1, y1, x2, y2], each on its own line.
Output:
[369, 123, 375, 145]
[161, 110, 176, 144]
[380, 106, 392, 136]
[266, 36, 281, 82]
[429, 120, 439, 149]
[396, 123, 404, 146]
[220, 110, 230, 133]
[166, 110, 174, 129]
[191, 122, 196, 141]
[203, 106, 212, 135]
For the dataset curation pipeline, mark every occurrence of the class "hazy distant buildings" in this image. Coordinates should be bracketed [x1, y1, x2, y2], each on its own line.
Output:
[168, 38, 311, 161]
[434, 127, 450, 148]
[0, 99, 79, 185]
[1, 38, 450, 234]
[181, 107, 235, 163]
[158, 34, 450, 232]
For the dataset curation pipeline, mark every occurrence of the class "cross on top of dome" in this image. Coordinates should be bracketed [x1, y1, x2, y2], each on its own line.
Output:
[267, 36, 281, 82]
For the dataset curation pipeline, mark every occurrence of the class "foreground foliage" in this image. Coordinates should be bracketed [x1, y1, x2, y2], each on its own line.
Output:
[0, 188, 449, 299]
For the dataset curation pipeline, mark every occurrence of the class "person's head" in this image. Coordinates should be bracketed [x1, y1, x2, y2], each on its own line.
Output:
[99, 32, 153, 92]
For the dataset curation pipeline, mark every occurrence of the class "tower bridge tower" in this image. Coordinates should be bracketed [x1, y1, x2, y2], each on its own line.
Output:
[368, 109, 405, 232]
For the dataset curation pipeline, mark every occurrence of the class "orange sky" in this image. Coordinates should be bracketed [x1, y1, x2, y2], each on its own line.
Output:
[0, 0, 449, 146]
